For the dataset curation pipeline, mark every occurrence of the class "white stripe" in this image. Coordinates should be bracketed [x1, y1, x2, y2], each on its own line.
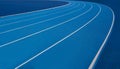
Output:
[88, 5, 115, 69]
[0, 3, 75, 27]
[15, 4, 100, 69]
[0, 3, 87, 47]
[0, 1, 70, 19]
[0, 3, 83, 35]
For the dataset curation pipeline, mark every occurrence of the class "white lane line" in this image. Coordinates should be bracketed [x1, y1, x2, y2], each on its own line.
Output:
[15, 4, 98, 69]
[88, 5, 115, 69]
[0, 3, 88, 48]
[0, 3, 77, 27]
[0, 1, 70, 19]
[0, 3, 83, 35]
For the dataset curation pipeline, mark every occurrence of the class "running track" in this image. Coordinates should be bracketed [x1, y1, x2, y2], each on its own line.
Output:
[0, 1, 115, 69]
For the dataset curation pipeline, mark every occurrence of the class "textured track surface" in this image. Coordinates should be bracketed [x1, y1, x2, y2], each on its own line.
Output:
[0, 1, 114, 69]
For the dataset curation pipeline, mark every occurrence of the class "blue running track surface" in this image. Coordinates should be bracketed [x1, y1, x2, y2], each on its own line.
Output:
[0, 1, 115, 69]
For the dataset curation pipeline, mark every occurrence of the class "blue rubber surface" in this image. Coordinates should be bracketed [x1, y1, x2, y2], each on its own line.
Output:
[0, 1, 114, 69]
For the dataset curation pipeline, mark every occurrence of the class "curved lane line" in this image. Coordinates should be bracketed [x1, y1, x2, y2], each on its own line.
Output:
[88, 5, 115, 69]
[15, 4, 96, 69]
[0, 3, 83, 35]
[0, 3, 88, 48]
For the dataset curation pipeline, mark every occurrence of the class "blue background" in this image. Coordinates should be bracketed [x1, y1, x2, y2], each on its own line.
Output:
[0, 0, 120, 68]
